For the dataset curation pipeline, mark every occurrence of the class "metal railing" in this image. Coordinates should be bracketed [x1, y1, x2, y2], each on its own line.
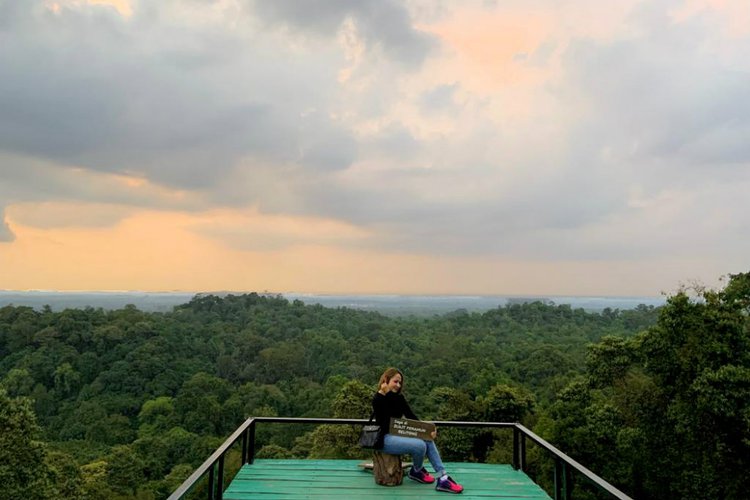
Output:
[168, 417, 633, 500]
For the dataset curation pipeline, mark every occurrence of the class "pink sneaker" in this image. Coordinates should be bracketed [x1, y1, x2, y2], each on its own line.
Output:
[408, 466, 435, 484]
[436, 475, 463, 494]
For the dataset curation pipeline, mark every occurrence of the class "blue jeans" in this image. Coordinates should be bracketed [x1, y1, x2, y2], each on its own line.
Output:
[380, 433, 446, 476]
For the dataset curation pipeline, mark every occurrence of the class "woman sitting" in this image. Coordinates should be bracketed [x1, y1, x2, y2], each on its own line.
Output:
[372, 367, 464, 494]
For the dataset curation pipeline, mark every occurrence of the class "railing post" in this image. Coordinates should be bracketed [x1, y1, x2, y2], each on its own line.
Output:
[216, 455, 225, 500]
[520, 433, 526, 471]
[207, 463, 215, 500]
[241, 428, 248, 464]
[513, 426, 520, 470]
[554, 459, 572, 500]
[247, 419, 257, 464]
[563, 461, 571, 500]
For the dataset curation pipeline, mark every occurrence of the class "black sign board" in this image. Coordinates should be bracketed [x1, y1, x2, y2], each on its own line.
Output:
[389, 418, 436, 441]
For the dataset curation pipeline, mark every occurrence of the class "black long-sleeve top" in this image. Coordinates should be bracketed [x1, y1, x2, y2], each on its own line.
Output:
[372, 391, 418, 448]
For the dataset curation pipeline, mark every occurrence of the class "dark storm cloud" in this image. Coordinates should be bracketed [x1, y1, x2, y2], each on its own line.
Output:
[249, 0, 437, 65]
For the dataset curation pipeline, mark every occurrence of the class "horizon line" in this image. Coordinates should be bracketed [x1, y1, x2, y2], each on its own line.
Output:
[0, 289, 668, 299]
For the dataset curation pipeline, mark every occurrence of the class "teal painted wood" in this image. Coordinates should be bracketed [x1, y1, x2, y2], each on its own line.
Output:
[223, 460, 551, 499]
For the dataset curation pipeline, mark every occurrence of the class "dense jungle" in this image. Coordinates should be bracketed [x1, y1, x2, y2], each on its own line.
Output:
[1, 272, 749, 499]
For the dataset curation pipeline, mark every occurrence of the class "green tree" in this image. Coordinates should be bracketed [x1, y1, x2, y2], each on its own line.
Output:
[585, 336, 636, 388]
[54, 362, 81, 396]
[548, 272, 750, 499]
[637, 274, 750, 498]
[174, 372, 232, 435]
[161, 463, 193, 495]
[138, 396, 177, 437]
[45, 450, 83, 499]
[430, 386, 481, 461]
[479, 384, 535, 422]
[107, 445, 146, 496]
[331, 379, 372, 418]
[0, 388, 57, 499]
[1, 367, 35, 397]
[80, 460, 114, 500]
[307, 380, 371, 459]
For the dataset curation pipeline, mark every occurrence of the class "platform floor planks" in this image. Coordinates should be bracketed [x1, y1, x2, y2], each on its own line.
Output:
[223, 459, 551, 499]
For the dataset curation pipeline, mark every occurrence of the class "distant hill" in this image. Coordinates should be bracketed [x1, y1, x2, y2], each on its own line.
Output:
[0, 291, 195, 312]
[0, 290, 665, 316]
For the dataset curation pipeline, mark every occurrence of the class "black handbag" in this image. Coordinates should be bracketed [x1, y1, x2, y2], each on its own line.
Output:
[359, 412, 381, 449]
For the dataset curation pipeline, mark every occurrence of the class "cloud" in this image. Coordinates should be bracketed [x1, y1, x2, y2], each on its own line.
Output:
[558, 3, 750, 172]
[419, 83, 459, 112]
[358, 1, 750, 259]
[0, 0, 748, 276]
[249, 0, 437, 64]
[0, 0, 358, 195]
[357, 123, 421, 160]
[188, 208, 371, 252]
[6, 202, 138, 230]
[0, 208, 14, 242]
[0, 153, 202, 214]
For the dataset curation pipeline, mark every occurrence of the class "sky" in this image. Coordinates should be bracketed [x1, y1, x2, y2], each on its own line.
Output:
[0, 0, 749, 296]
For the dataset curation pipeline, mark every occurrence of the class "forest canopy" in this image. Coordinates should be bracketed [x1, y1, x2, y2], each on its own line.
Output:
[1, 272, 748, 499]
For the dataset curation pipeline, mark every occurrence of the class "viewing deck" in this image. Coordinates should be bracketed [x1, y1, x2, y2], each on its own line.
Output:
[169, 417, 633, 500]
[223, 459, 551, 499]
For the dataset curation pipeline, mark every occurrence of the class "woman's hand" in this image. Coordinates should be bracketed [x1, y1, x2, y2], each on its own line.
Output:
[431, 426, 438, 439]
[379, 382, 389, 394]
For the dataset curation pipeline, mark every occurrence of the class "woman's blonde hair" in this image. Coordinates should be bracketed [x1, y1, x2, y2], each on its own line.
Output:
[378, 367, 404, 393]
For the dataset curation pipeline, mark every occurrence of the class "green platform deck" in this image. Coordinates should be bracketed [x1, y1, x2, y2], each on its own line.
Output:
[223, 459, 552, 499]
